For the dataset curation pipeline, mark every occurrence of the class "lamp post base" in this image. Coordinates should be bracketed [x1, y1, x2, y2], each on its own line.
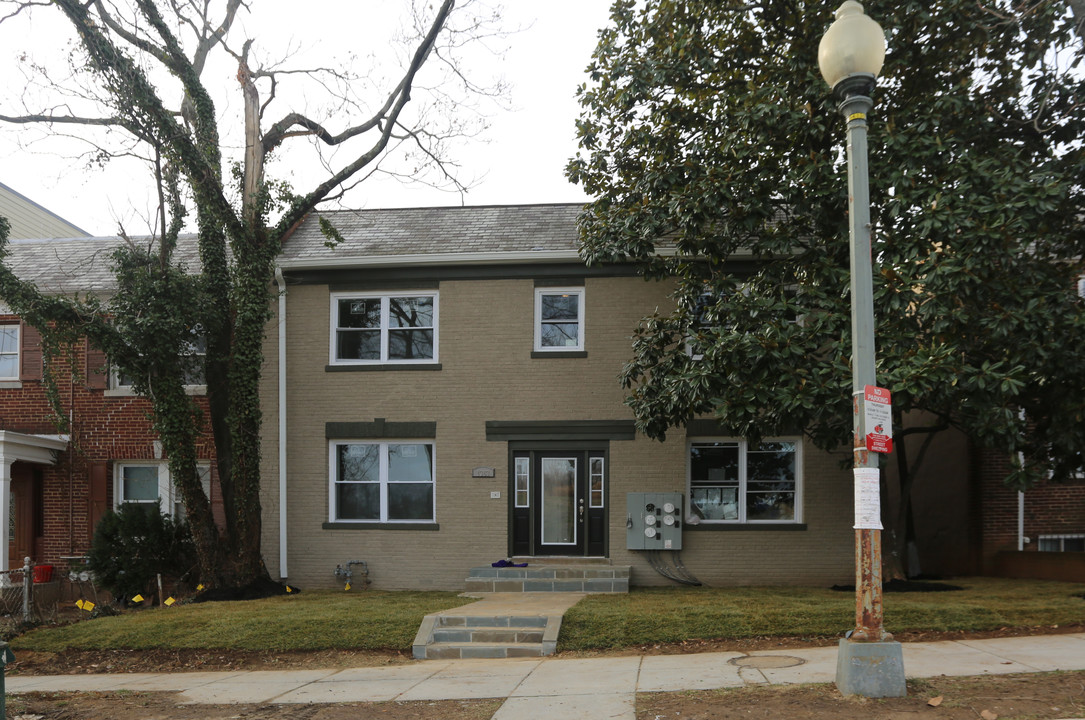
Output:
[835, 638, 907, 697]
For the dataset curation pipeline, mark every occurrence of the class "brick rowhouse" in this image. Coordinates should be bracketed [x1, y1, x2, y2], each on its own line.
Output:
[0, 314, 220, 570]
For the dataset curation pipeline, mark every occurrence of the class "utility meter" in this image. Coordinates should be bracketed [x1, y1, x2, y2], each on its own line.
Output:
[626, 492, 683, 550]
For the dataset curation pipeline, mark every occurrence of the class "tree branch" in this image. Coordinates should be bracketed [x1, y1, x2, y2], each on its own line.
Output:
[274, 0, 456, 234]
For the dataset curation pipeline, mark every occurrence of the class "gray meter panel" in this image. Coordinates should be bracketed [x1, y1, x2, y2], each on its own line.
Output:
[626, 492, 683, 550]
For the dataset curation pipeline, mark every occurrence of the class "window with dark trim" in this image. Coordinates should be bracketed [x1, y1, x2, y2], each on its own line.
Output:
[330, 441, 436, 522]
[688, 439, 801, 524]
[534, 288, 584, 352]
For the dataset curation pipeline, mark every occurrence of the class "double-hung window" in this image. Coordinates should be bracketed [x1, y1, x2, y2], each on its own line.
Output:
[332, 293, 438, 364]
[688, 439, 801, 523]
[331, 441, 435, 522]
[115, 461, 211, 518]
[0, 325, 17, 380]
[1038, 534, 1085, 552]
[112, 326, 207, 391]
[534, 288, 584, 352]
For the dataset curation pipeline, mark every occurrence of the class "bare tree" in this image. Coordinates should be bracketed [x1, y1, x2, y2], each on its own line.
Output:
[0, 0, 505, 592]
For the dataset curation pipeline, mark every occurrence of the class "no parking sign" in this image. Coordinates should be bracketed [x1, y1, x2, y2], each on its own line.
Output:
[864, 385, 892, 453]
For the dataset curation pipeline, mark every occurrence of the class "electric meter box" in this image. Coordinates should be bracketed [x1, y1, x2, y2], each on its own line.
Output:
[626, 492, 684, 550]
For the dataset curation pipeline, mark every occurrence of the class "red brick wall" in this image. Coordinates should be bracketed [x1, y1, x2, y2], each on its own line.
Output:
[1, 315, 219, 565]
[976, 446, 1085, 573]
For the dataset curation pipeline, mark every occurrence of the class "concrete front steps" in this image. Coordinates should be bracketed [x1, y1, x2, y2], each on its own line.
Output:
[413, 560, 631, 659]
[464, 559, 631, 594]
[412, 592, 582, 660]
[413, 613, 555, 659]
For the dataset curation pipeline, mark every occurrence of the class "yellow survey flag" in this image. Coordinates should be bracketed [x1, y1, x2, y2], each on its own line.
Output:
[132, 594, 144, 603]
[164, 597, 176, 606]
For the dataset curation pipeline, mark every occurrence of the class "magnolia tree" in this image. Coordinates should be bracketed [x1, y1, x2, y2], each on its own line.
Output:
[0, 0, 504, 591]
[567, 0, 1085, 576]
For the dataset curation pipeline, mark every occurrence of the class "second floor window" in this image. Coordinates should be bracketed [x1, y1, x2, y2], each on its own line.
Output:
[332, 293, 438, 364]
[534, 288, 584, 352]
[0, 325, 17, 380]
[113, 327, 206, 389]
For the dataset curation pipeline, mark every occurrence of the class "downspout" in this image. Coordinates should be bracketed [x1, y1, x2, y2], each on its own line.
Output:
[275, 268, 288, 579]
[1017, 491, 1025, 551]
[1016, 410, 1026, 552]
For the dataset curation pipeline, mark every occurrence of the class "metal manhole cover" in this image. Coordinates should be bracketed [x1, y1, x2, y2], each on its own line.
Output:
[728, 655, 806, 669]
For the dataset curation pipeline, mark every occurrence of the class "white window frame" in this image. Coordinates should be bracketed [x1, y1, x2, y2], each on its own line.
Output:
[514, 456, 530, 508]
[0, 324, 18, 381]
[534, 287, 585, 352]
[686, 437, 802, 524]
[1037, 534, 1085, 552]
[590, 456, 605, 508]
[329, 440, 436, 523]
[109, 328, 207, 395]
[330, 292, 439, 365]
[114, 461, 211, 517]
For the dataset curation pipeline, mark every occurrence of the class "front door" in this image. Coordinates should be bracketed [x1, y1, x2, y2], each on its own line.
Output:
[510, 449, 607, 557]
[8, 463, 42, 568]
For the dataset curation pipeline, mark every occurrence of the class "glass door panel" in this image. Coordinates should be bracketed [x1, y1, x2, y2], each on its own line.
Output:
[541, 457, 576, 545]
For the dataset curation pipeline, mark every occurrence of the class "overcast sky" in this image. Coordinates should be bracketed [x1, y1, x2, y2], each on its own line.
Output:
[0, 2, 615, 237]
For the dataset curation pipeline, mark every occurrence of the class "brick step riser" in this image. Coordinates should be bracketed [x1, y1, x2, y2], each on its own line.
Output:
[436, 616, 547, 629]
[468, 567, 631, 580]
[421, 644, 549, 660]
[431, 628, 545, 644]
[464, 578, 629, 593]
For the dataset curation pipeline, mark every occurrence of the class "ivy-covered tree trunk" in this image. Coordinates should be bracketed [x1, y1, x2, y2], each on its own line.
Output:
[0, 0, 488, 592]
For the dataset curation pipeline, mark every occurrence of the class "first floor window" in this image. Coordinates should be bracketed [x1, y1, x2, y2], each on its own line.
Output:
[115, 461, 211, 518]
[1038, 534, 1085, 552]
[331, 442, 435, 522]
[0, 325, 18, 380]
[118, 464, 167, 512]
[688, 439, 800, 523]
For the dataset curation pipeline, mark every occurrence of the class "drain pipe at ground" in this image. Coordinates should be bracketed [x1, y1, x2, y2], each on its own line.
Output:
[276, 267, 288, 580]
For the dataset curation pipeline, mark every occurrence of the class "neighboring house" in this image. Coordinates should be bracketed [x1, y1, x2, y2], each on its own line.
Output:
[261, 203, 860, 591]
[977, 448, 1085, 575]
[0, 181, 89, 240]
[0, 232, 220, 577]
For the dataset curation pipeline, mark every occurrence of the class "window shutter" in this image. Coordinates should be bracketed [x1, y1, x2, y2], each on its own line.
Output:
[87, 461, 110, 541]
[19, 323, 42, 381]
[85, 339, 108, 390]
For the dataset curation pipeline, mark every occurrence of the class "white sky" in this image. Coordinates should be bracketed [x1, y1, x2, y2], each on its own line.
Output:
[0, 2, 615, 237]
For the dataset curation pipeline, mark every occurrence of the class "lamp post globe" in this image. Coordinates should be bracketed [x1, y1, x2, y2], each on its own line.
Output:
[818, 0, 886, 100]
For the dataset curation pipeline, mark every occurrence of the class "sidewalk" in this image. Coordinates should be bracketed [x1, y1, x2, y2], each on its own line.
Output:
[8, 633, 1085, 719]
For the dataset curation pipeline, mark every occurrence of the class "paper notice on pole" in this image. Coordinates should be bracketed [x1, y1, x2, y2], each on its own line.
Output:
[854, 468, 883, 529]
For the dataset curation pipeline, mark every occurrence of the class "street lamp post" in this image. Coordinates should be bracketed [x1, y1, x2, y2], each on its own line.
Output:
[818, 1, 907, 698]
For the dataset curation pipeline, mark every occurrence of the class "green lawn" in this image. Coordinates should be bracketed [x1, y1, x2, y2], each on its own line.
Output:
[559, 577, 1085, 650]
[12, 577, 1084, 654]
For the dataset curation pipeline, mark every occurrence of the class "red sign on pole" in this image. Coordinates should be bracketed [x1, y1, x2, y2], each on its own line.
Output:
[864, 385, 893, 453]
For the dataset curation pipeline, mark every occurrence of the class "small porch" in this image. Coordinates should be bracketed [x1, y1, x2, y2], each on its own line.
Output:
[0, 430, 68, 574]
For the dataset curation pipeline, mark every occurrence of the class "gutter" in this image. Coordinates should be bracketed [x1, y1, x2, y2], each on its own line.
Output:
[273, 245, 725, 272]
[275, 268, 288, 579]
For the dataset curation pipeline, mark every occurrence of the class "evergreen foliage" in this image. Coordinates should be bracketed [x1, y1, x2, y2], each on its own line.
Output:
[568, 0, 1085, 574]
[87, 504, 197, 604]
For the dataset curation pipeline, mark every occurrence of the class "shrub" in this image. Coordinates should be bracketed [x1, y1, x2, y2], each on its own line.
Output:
[87, 504, 198, 604]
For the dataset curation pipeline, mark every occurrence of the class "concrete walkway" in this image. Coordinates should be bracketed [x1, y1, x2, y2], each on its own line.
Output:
[8, 633, 1085, 719]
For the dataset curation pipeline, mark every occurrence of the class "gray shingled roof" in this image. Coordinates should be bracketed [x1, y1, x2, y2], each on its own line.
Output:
[3, 204, 589, 296]
[3, 234, 201, 296]
[280, 203, 586, 265]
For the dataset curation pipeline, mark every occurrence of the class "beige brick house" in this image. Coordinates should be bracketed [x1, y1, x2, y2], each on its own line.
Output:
[261, 203, 857, 590]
